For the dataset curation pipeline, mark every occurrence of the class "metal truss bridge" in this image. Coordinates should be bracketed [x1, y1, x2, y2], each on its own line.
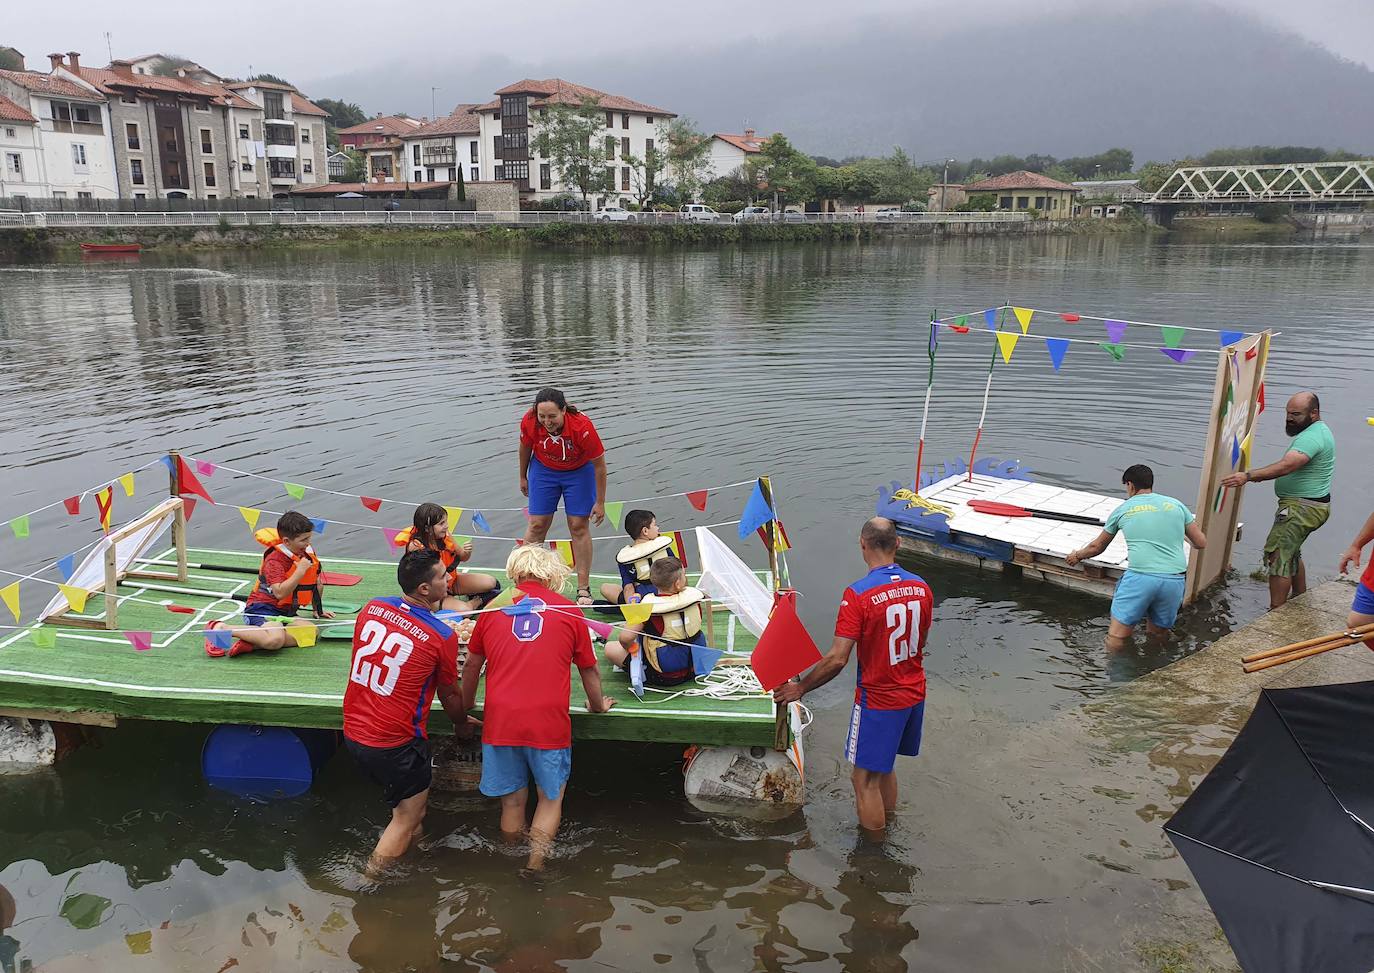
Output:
[1145, 160, 1374, 204]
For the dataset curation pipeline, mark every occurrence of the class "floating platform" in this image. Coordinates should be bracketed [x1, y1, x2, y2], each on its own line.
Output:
[877, 463, 1138, 597]
[0, 548, 777, 748]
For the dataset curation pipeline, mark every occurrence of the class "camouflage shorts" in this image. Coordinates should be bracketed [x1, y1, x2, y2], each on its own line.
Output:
[1263, 497, 1330, 578]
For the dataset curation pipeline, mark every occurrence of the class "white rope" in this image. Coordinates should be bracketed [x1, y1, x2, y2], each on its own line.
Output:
[1, 458, 165, 527]
[937, 304, 1261, 337]
[640, 663, 765, 704]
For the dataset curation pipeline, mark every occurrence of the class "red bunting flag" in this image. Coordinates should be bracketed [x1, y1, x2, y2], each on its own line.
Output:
[1258, 383, 1266, 414]
[663, 530, 690, 571]
[756, 519, 792, 553]
[63, 496, 81, 516]
[686, 490, 709, 512]
[95, 487, 114, 532]
[948, 324, 970, 333]
[175, 456, 215, 504]
[360, 496, 382, 512]
[180, 495, 198, 521]
[750, 589, 822, 692]
[1060, 313, 1081, 323]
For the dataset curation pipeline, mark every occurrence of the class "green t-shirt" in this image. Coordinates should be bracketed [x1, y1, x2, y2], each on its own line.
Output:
[1104, 492, 1195, 575]
[1274, 420, 1335, 499]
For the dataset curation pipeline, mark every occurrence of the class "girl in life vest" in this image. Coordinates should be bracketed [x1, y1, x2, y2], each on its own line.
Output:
[605, 555, 706, 687]
[394, 503, 502, 612]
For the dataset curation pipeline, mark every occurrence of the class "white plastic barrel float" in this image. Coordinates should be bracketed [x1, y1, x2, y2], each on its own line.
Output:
[0, 717, 88, 769]
[682, 702, 808, 820]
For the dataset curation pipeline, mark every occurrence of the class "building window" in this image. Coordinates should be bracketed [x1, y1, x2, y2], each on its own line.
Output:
[505, 161, 529, 181]
[540, 163, 551, 190]
[204, 162, 216, 187]
[194, 101, 210, 112]
[426, 167, 435, 181]
[301, 129, 310, 144]
[501, 95, 527, 119]
[492, 135, 500, 158]
[52, 190, 66, 198]
[412, 144, 421, 165]
[302, 159, 312, 174]
[605, 167, 614, 191]
[263, 92, 284, 119]
[645, 137, 654, 157]
[4, 127, 14, 138]
[621, 112, 630, 129]
[71, 143, 88, 171]
[125, 122, 140, 150]
[1034, 196, 1046, 209]
[605, 135, 615, 160]
[494, 165, 504, 180]
[5, 153, 21, 177]
[646, 115, 654, 125]
[200, 129, 213, 154]
[206, 193, 216, 199]
[131, 159, 144, 185]
[1017, 196, 1030, 209]
[134, 191, 146, 199]
[999, 196, 1012, 209]
[470, 141, 478, 163]
[51, 100, 102, 134]
[470, 166, 478, 181]
[239, 124, 250, 139]
[621, 136, 630, 159]
[621, 166, 630, 190]
[605, 110, 614, 128]
[120, 92, 137, 104]
[77, 190, 92, 199]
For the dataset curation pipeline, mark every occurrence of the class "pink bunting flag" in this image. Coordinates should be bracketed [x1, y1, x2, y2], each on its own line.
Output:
[125, 631, 153, 652]
[360, 496, 382, 512]
[686, 490, 709, 512]
[1161, 348, 1197, 364]
[382, 527, 404, 548]
[1104, 320, 1128, 344]
[195, 460, 217, 477]
[63, 496, 81, 515]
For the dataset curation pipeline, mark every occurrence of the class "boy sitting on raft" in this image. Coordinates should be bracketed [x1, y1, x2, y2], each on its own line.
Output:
[205, 510, 335, 658]
[599, 508, 670, 606]
[395, 503, 501, 612]
[604, 556, 705, 687]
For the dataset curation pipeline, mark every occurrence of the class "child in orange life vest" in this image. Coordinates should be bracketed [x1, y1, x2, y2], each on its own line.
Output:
[599, 508, 669, 606]
[395, 503, 501, 614]
[604, 556, 704, 687]
[204, 510, 335, 658]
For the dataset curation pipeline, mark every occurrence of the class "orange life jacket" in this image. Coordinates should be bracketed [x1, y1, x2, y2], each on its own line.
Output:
[394, 527, 462, 592]
[250, 527, 322, 614]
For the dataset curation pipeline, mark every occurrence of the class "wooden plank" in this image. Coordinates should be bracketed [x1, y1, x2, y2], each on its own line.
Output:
[0, 705, 117, 728]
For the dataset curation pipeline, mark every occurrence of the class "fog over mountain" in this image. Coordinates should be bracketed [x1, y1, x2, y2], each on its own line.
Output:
[306, 1, 1374, 162]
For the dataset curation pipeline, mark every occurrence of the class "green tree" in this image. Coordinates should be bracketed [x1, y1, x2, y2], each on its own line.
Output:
[315, 98, 367, 130]
[703, 164, 759, 206]
[532, 95, 609, 210]
[0, 46, 23, 71]
[149, 54, 196, 78]
[624, 151, 660, 209]
[339, 149, 365, 183]
[1135, 161, 1180, 193]
[756, 133, 817, 210]
[955, 193, 997, 212]
[248, 72, 292, 86]
[657, 117, 713, 202]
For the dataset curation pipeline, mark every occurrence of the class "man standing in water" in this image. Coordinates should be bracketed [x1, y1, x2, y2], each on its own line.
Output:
[1067, 465, 1207, 650]
[773, 517, 932, 838]
[1222, 391, 1335, 609]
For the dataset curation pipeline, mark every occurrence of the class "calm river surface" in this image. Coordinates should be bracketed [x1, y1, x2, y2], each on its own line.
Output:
[1, 234, 1371, 970]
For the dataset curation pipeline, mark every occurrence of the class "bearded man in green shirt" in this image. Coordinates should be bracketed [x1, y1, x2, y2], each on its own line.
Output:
[1222, 391, 1335, 609]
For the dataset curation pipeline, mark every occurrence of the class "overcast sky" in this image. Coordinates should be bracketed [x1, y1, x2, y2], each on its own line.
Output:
[7, 0, 1374, 82]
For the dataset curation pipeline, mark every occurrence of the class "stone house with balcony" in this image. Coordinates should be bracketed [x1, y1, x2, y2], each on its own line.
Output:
[0, 94, 44, 199]
[400, 104, 481, 186]
[222, 80, 328, 198]
[0, 57, 118, 199]
[336, 115, 421, 151]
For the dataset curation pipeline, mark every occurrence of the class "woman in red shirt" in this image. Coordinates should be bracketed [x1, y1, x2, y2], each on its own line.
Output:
[519, 387, 607, 605]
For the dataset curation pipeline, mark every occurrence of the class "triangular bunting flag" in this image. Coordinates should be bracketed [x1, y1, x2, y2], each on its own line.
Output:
[287, 622, 319, 648]
[1098, 342, 1125, 361]
[59, 584, 90, 613]
[472, 511, 491, 534]
[666, 530, 690, 571]
[1258, 383, 1266, 414]
[750, 590, 823, 691]
[1104, 320, 1128, 344]
[0, 582, 19, 621]
[620, 601, 653, 625]
[1230, 436, 1241, 467]
[180, 495, 198, 521]
[310, 518, 328, 535]
[949, 323, 970, 334]
[983, 308, 999, 330]
[195, 460, 217, 477]
[57, 553, 76, 581]
[1160, 326, 1186, 349]
[32, 627, 56, 649]
[954, 315, 968, 327]
[629, 648, 645, 699]
[604, 501, 624, 530]
[1012, 306, 1034, 333]
[63, 496, 80, 516]
[1240, 430, 1254, 467]
[285, 482, 307, 500]
[552, 540, 575, 567]
[205, 626, 233, 651]
[382, 527, 404, 548]
[10, 515, 29, 539]
[118, 472, 136, 497]
[159, 455, 175, 475]
[691, 644, 723, 677]
[238, 506, 262, 530]
[125, 631, 153, 652]
[1161, 348, 1196, 364]
[175, 456, 215, 503]
[1060, 312, 1080, 323]
[95, 487, 113, 532]
[1044, 337, 1070, 371]
[737, 480, 776, 540]
[1219, 330, 1245, 347]
[995, 331, 1020, 364]
[360, 496, 383, 512]
[686, 490, 708, 512]
[444, 506, 464, 530]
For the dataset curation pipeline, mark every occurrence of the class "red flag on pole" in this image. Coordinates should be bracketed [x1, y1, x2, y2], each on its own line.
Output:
[750, 589, 822, 692]
[686, 490, 708, 512]
[175, 455, 215, 504]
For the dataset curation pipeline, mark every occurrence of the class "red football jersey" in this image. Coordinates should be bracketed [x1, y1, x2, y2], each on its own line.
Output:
[343, 596, 459, 748]
[520, 409, 605, 471]
[467, 581, 597, 749]
[835, 564, 933, 709]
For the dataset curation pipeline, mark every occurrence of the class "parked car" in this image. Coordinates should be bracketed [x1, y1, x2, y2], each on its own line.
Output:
[679, 204, 720, 223]
[874, 207, 906, 221]
[596, 206, 635, 222]
[781, 210, 806, 223]
[732, 205, 773, 223]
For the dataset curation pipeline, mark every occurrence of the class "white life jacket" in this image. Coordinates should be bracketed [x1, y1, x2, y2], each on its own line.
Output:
[642, 586, 706, 660]
[615, 536, 675, 582]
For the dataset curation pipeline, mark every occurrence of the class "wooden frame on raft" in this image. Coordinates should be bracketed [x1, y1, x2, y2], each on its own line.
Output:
[1185, 331, 1271, 605]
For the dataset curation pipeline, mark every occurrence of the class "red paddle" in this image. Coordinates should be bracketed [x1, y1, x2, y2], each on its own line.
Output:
[319, 572, 363, 587]
[967, 499, 1104, 526]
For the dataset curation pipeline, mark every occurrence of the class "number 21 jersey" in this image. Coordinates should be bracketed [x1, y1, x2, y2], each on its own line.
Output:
[835, 564, 933, 709]
[343, 596, 459, 748]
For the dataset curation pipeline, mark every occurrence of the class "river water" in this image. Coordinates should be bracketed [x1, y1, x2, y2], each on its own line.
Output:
[1, 234, 1371, 970]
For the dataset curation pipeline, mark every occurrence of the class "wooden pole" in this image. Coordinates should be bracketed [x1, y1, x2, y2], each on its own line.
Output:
[168, 450, 188, 581]
[1242, 633, 1374, 673]
[1241, 621, 1374, 665]
[102, 541, 119, 630]
[760, 475, 789, 752]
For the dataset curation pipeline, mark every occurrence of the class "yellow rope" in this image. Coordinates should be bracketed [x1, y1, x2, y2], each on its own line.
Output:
[890, 489, 954, 517]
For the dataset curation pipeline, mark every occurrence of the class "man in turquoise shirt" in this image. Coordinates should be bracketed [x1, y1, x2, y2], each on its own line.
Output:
[1067, 465, 1207, 651]
[1222, 391, 1335, 609]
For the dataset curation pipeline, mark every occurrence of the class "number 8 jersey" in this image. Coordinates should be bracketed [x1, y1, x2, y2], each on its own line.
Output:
[835, 564, 933, 709]
[343, 596, 460, 748]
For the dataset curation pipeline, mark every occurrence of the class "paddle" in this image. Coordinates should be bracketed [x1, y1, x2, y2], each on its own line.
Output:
[151, 560, 364, 586]
[966, 499, 1104, 526]
[1240, 622, 1374, 673]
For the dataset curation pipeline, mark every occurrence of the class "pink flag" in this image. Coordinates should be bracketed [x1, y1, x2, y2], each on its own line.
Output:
[125, 631, 153, 652]
[195, 460, 217, 477]
[382, 527, 404, 547]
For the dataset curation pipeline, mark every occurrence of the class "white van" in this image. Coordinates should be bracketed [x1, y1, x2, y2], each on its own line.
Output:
[679, 204, 720, 224]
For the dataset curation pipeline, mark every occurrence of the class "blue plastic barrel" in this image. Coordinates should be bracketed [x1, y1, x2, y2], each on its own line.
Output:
[201, 724, 339, 801]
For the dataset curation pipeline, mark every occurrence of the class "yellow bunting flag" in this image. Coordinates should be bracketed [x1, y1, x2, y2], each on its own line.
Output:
[96, 486, 114, 531]
[0, 582, 19, 622]
[995, 331, 1020, 364]
[620, 601, 652, 625]
[238, 506, 262, 530]
[1240, 430, 1254, 468]
[287, 622, 319, 648]
[1012, 306, 1034, 334]
[118, 472, 136, 497]
[444, 506, 464, 530]
[59, 584, 90, 613]
[552, 539, 575, 567]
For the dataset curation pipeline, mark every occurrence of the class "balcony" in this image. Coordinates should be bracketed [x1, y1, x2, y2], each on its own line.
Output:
[422, 146, 455, 165]
[51, 119, 104, 135]
[268, 161, 296, 183]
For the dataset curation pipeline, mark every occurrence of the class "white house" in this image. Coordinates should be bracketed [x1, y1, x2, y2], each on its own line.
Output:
[0, 94, 43, 199]
[0, 65, 118, 198]
[222, 80, 330, 198]
[399, 104, 482, 185]
[705, 129, 766, 182]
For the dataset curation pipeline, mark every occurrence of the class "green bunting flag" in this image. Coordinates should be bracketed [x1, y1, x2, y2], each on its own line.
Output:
[1098, 342, 1125, 361]
[9, 515, 29, 539]
[32, 627, 57, 648]
[1160, 326, 1187, 349]
[285, 482, 307, 500]
[604, 501, 624, 529]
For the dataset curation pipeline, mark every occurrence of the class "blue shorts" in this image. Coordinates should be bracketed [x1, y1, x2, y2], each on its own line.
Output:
[845, 700, 924, 773]
[479, 744, 572, 800]
[243, 602, 288, 626]
[1111, 570, 1186, 629]
[1352, 581, 1374, 616]
[527, 458, 596, 518]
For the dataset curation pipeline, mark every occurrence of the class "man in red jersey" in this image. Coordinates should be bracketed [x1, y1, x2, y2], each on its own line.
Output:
[774, 517, 933, 836]
[343, 550, 473, 868]
[463, 544, 615, 872]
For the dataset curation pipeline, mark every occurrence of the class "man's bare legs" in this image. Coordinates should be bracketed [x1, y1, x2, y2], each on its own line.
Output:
[498, 785, 565, 872]
[852, 767, 890, 839]
[368, 789, 428, 874]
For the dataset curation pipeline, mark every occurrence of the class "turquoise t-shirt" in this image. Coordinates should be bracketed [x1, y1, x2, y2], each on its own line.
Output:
[1104, 492, 1195, 575]
[1274, 420, 1335, 499]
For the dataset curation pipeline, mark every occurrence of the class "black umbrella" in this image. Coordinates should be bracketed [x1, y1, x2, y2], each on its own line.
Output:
[1166, 682, 1374, 972]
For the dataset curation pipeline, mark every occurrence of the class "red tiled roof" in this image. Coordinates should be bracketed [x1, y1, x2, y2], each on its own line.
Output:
[962, 170, 1079, 192]
[714, 132, 766, 154]
[291, 93, 327, 117]
[0, 68, 99, 100]
[290, 180, 452, 195]
[0, 94, 37, 123]
[75, 65, 229, 103]
[336, 115, 422, 136]
[408, 105, 481, 138]
[226, 79, 294, 92]
[482, 78, 674, 117]
[223, 91, 255, 109]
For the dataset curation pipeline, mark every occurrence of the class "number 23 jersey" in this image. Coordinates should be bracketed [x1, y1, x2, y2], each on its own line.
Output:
[343, 596, 459, 748]
[836, 564, 933, 709]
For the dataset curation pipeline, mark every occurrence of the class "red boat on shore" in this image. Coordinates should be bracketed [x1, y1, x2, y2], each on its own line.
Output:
[79, 243, 142, 254]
